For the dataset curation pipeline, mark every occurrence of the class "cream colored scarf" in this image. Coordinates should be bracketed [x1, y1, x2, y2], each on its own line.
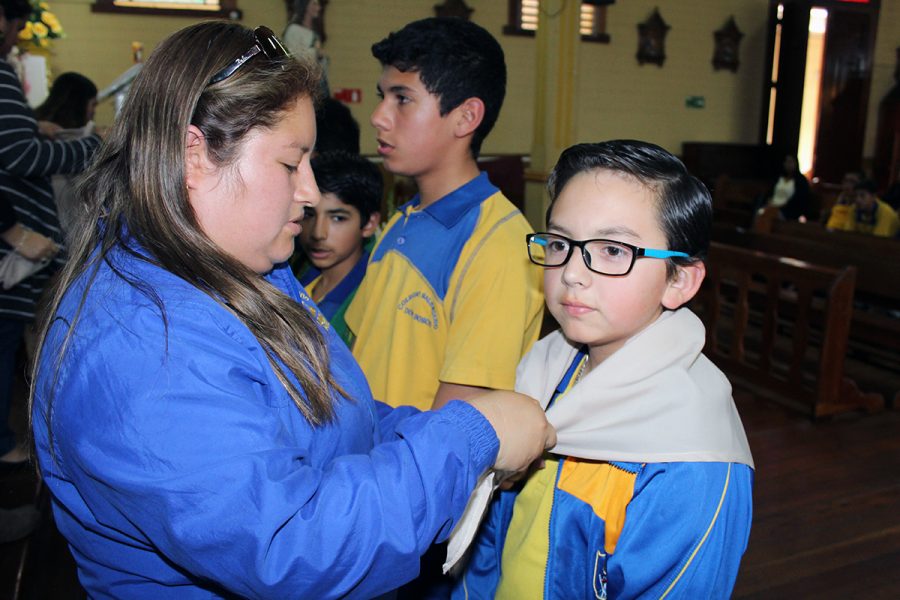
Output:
[444, 307, 754, 572]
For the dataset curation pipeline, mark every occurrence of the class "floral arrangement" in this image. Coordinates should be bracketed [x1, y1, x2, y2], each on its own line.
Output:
[17, 2, 64, 51]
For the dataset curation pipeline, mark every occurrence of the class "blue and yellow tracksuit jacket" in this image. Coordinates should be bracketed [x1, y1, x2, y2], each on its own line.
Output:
[453, 353, 754, 599]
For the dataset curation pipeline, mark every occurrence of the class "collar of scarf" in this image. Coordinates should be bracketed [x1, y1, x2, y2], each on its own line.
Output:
[520, 307, 754, 466]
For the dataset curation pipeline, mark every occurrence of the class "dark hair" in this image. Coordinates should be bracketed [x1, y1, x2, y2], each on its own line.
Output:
[0, 0, 30, 20]
[288, 0, 311, 24]
[312, 151, 382, 225]
[853, 178, 877, 194]
[32, 22, 340, 445]
[547, 140, 712, 277]
[371, 17, 505, 158]
[315, 97, 360, 155]
[34, 72, 98, 129]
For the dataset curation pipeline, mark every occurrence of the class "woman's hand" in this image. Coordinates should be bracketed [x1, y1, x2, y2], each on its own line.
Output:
[37, 120, 62, 139]
[1, 224, 59, 262]
[469, 390, 556, 473]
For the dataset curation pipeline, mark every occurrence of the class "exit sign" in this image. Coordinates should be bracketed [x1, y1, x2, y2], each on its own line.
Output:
[333, 88, 362, 103]
[685, 96, 706, 109]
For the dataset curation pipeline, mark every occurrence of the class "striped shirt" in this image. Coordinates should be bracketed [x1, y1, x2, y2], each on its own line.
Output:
[0, 59, 100, 320]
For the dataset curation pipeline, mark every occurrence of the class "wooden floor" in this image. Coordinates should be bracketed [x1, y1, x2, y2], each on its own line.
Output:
[1, 390, 899, 599]
[732, 392, 900, 599]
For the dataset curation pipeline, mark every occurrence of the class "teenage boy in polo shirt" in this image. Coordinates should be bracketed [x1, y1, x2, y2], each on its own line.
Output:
[346, 18, 543, 413]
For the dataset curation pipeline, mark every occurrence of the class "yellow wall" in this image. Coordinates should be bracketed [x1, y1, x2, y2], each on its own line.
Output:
[43, 0, 287, 125]
[866, 0, 900, 162]
[41, 0, 900, 160]
[323, 0, 771, 157]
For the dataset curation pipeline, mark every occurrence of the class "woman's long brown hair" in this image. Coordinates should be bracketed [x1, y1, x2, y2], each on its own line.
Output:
[30, 22, 342, 452]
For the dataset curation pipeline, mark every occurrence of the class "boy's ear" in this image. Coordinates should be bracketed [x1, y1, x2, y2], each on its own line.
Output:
[662, 260, 706, 310]
[184, 125, 215, 191]
[361, 211, 381, 238]
[453, 97, 485, 139]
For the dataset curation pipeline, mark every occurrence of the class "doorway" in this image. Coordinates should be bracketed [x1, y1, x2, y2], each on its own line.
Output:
[761, 0, 879, 183]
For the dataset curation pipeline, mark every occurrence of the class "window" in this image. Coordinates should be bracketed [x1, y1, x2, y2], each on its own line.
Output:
[505, 0, 610, 43]
[92, 0, 242, 19]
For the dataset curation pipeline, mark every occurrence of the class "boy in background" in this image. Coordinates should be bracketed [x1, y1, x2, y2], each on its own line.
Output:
[296, 150, 381, 345]
[826, 178, 900, 237]
[453, 140, 754, 599]
[346, 17, 543, 412]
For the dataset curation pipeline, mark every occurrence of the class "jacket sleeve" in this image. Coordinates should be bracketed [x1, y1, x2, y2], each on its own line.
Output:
[606, 462, 753, 600]
[0, 61, 100, 178]
[48, 300, 499, 600]
[376, 400, 422, 440]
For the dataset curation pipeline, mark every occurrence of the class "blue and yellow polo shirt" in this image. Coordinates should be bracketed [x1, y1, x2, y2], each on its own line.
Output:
[345, 173, 544, 410]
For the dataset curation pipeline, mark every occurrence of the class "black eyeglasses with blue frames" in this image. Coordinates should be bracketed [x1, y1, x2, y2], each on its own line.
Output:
[208, 26, 289, 86]
[526, 232, 690, 277]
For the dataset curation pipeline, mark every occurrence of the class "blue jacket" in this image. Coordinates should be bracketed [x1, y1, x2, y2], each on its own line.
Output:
[454, 458, 753, 599]
[32, 241, 499, 599]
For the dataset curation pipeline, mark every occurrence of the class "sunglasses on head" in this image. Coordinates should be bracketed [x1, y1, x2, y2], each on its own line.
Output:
[208, 26, 289, 86]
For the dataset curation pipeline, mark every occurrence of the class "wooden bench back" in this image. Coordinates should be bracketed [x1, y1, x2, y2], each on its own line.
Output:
[712, 223, 900, 306]
[694, 242, 882, 418]
[711, 175, 770, 228]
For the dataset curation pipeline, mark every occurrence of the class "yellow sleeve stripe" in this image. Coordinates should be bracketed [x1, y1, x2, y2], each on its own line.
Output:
[659, 463, 732, 599]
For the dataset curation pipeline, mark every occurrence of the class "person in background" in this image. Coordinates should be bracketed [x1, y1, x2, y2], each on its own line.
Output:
[296, 150, 381, 346]
[0, 194, 57, 262]
[30, 22, 554, 598]
[34, 71, 98, 131]
[314, 96, 360, 155]
[452, 140, 754, 599]
[34, 71, 99, 237]
[826, 178, 900, 237]
[0, 195, 43, 546]
[0, 0, 101, 467]
[346, 17, 544, 412]
[757, 154, 809, 221]
[345, 17, 545, 598]
[283, 0, 328, 95]
[0, 191, 56, 476]
[816, 170, 862, 225]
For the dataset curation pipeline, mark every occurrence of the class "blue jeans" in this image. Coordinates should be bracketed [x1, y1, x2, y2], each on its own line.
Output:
[0, 318, 25, 455]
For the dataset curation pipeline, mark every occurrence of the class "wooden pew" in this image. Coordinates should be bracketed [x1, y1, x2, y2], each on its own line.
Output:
[711, 223, 900, 377]
[692, 242, 884, 418]
[710, 174, 770, 228]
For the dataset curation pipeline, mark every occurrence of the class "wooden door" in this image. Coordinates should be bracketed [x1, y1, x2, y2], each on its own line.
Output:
[812, 2, 878, 183]
[761, 0, 879, 183]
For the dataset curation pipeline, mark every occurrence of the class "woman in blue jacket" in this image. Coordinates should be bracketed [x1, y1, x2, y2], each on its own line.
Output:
[29, 22, 554, 599]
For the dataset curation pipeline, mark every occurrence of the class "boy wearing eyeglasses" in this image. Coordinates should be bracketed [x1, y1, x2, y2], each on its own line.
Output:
[452, 140, 754, 599]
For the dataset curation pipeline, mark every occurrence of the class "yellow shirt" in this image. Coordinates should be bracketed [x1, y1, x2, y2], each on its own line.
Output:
[345, 174, 543, 409]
